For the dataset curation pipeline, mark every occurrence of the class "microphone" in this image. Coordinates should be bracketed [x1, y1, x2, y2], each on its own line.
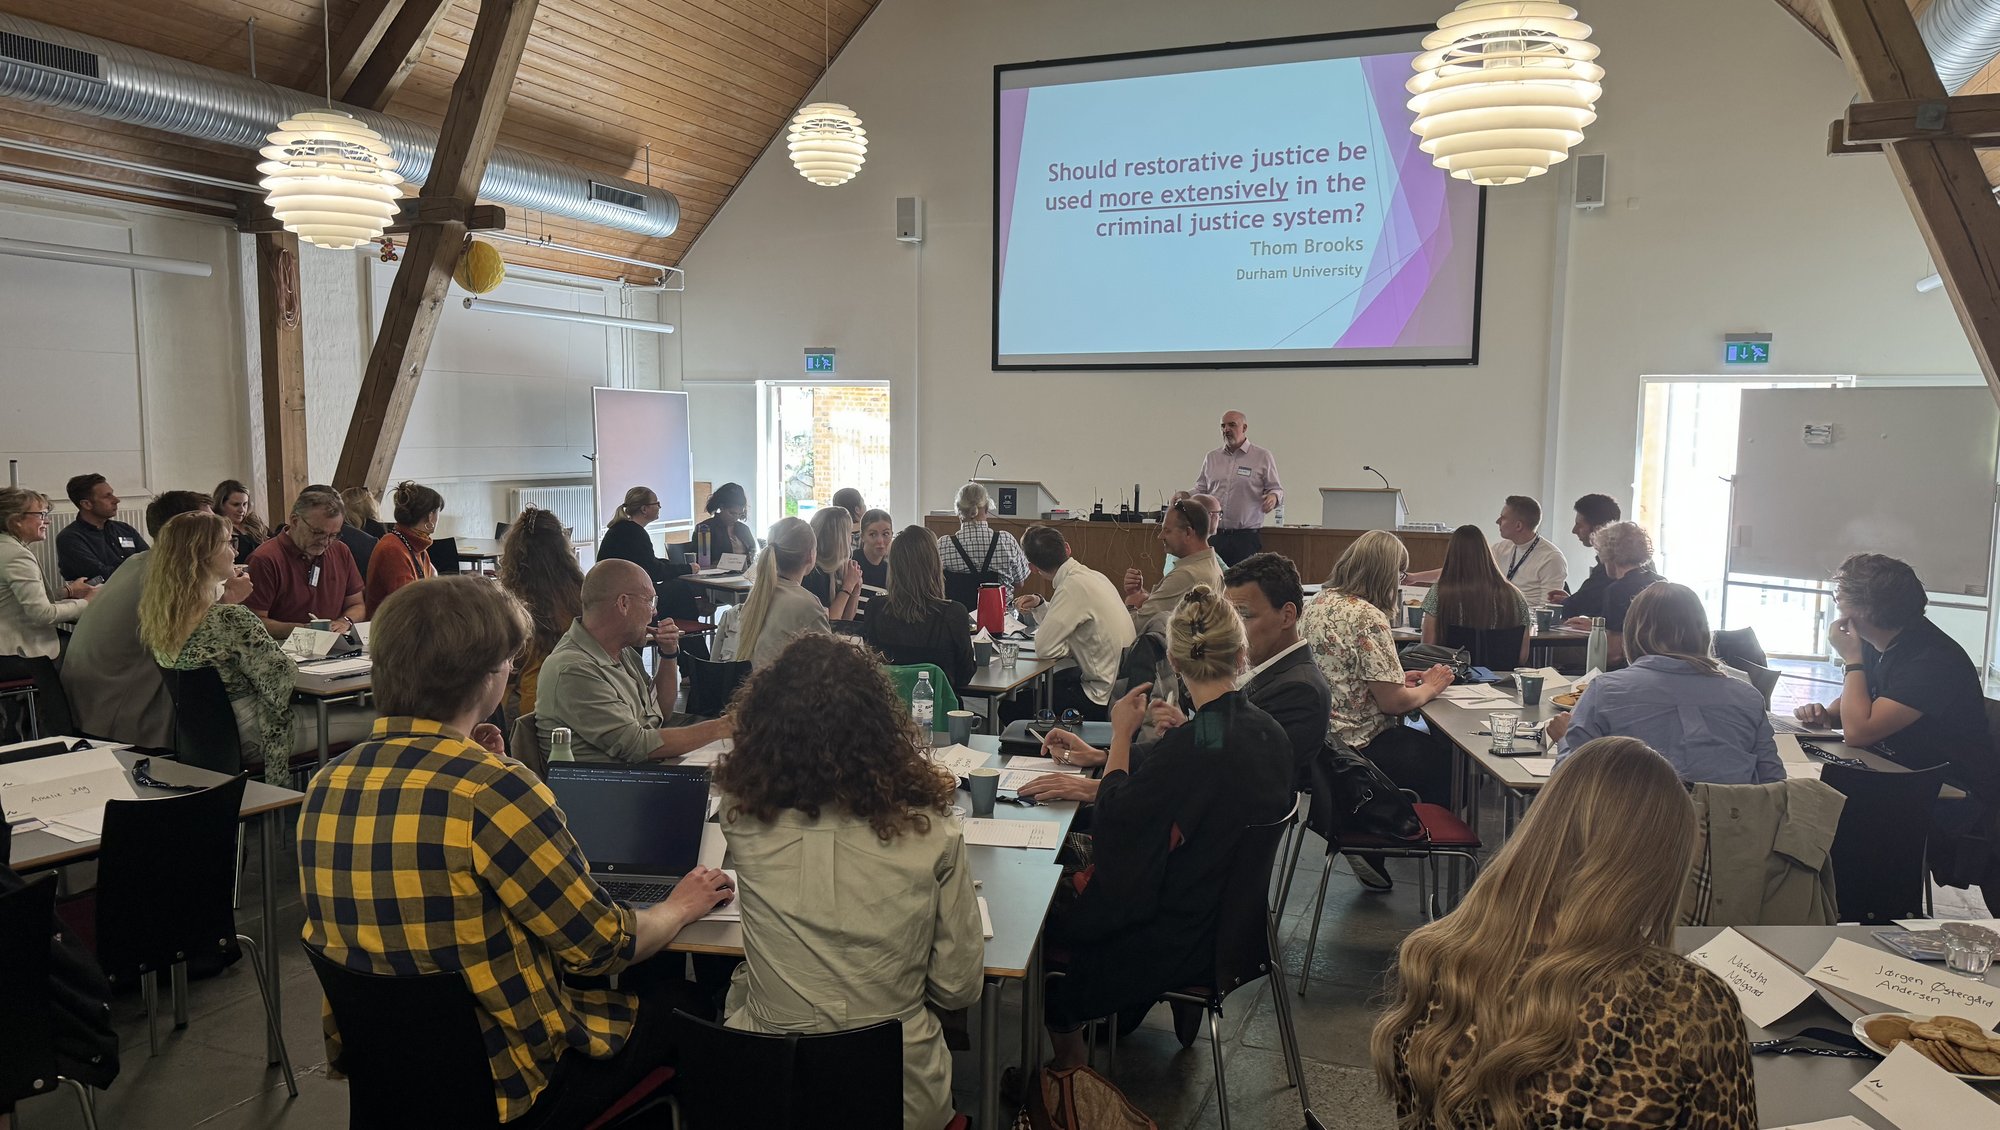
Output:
[972, 453, 998, 481]
[1363, 465, 1391, 490]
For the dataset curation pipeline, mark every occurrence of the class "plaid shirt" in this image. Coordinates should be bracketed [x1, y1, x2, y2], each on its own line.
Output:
[298, 717, 641, 1121]
[941, 520, 1031, 592]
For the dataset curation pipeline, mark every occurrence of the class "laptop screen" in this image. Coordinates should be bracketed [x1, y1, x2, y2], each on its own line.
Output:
[543, 763, 709, 878]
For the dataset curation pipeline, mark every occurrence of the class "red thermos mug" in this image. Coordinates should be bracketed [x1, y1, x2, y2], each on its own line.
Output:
[976, 583, 1007, 636]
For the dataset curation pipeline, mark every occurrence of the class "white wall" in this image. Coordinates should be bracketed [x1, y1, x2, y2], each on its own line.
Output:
[679, 0, 1977, 552]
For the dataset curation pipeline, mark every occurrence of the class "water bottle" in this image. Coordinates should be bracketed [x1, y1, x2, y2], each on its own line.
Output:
[696, 525, 711, 570]
[1585, 616, 1608, 674]
[912, 673, 935, 749]
[548, 726, 575, 763]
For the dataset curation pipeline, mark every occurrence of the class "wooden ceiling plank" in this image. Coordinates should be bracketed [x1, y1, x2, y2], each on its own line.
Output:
[336, 0, 541, 494]
[1819, 0, 2000, 406]
[1773, 0, 1838, 50]
[342, 0, 456, 109]
[1846, 92, 2000, 142]
[554, 0, 828, 93]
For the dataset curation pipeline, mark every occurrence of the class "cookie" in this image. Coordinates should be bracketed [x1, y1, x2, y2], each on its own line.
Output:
[1913, 1039, 1959, 1072]
[1934, 1040, 1973, 1074]
[1960, 1046, 2000, 1075]
[1931, 1014, 1985, 1037]
[1910, 1020, 1950, 1040]
[1866, 1015, 1915, 1046]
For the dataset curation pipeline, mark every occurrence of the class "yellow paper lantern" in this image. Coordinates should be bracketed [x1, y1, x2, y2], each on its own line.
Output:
[453, 239, 506, 294]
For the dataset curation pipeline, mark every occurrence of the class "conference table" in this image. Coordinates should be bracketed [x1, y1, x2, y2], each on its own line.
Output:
[8, 740, 306, 1067]
[683, 572, 752, 605]
[673, 735, 1077, 1130]
[961, 651, 1065, 732]
[292, 658, 375, 768]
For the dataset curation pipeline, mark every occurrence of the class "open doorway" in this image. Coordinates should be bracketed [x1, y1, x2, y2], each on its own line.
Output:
[758, 381, 892, 521]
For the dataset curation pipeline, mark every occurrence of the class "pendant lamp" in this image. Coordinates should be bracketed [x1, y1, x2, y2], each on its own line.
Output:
[1407, 0, 1602, 186]
[787, 0, 866, 186]
[259, 0, 404, 248]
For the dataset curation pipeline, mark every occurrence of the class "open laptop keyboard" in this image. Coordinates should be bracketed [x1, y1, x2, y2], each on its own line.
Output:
[599, 880, 674, 905]
[1768, 712, 1836, 735]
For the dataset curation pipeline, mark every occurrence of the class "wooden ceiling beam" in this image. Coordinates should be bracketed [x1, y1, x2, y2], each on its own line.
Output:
[1820, 0, 2000, 407]
[334, 0, 539, 494]
[342, 0, 456, 110]
[1844, 93, 2000, 143]
[312, 0, 407, 96]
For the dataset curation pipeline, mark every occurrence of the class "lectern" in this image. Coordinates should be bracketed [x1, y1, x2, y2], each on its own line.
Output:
[975, 479, 1062, 518]
[1319, 487, 1406, 531]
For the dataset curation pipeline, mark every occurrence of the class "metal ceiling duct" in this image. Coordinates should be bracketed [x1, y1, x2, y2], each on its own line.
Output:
[0, 11, 678, 238]
[1919, 0, 2000, 93]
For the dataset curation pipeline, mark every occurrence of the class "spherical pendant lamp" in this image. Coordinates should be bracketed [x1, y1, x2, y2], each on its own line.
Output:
[787, 102, 868, 187]
[258, 110, 404, 250]
[1406, 0, 1603, 186]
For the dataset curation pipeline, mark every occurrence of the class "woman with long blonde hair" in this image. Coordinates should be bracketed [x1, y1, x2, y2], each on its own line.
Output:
[801, 505, 862, 620]
[140, 512, 296, 780]
[1373, 736, 1755, 1129]
[716, 517, 828, 669]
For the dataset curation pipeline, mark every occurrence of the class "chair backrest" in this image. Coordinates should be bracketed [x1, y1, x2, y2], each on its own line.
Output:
[429, 537, 462, 576]
[940, 534, 1002, 612]
[494, 522, 510, 541]
[509, 711, 545, 779]
[1209, 797, 1301, 997]
[1819, 761, 1948, 923]
[683, 653, 753, 718]
[1114, 631, 1169, 702]
[156, 664, 247, 775]
[667, 540, 695, 565]
[872, 639, 961, 687]
[667, 1009, 902, 1130]
[95, 775, 247, 982]
[884, 663, 960, 724]
[0, 872, 60, 1104]
[1983, 696, 2000, 759]
[1441, 624, 1526, 671]
[1712, 627, 1769, 671]
[1731, 660, 1783, 708]
[345, 527, 378, 576]
[304, 946, 499, 1128]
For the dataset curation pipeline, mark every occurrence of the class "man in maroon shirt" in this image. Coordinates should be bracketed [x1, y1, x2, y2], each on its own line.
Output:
[245, 490, 365, 639]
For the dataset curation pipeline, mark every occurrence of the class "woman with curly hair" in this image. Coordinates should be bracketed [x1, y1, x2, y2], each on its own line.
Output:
[496, 506, 585, 717]
[713, 633, 983, 1130]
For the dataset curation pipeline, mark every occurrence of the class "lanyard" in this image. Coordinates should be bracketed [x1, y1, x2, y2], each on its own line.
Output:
[390, 529, 434, 578]
[1505, 538, 1538, 581]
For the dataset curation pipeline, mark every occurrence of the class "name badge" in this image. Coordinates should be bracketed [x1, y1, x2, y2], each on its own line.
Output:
[1235, 466, 1252, 477]
[117, 537, 135, 548]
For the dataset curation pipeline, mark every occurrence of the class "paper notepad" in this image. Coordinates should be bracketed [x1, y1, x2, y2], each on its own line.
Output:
[1515, 758, 1557, 778]
[978, 896, 994, 939]
[962, 819, 1061, 850]
[929, 745, 988, 778]
[1002, 755, 1082, 775]
[997, 769, 1059, 793]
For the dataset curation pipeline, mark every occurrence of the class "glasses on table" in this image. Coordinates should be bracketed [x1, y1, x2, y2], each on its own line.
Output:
[131, 757, 205, 793]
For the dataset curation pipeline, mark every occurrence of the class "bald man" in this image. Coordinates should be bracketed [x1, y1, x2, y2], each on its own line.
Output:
[1178, 409, 1283, 566]
[536, 559, 732, 763]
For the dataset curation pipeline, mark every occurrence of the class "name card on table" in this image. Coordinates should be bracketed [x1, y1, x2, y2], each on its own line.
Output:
[929, 745, 988, 778]
[1851, 1044, 2000, 1129]
[962, 819, 1060, 850]
[0, 747, 138, 825]
[1765, 1119, 1873, 1130]
[1808, 937, 2000, 1029]
[1685, 927, 1816, 1027]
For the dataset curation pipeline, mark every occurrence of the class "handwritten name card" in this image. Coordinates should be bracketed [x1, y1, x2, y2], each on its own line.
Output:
[1685, 928, 1816, 1027]
[1808, 937, 2000, 1029]
[1851, 1043, 2000, 1129]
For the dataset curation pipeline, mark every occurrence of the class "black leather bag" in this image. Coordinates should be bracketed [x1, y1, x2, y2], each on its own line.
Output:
[1307, 742, 1423, 841]
[1398, 642, 1470, 680]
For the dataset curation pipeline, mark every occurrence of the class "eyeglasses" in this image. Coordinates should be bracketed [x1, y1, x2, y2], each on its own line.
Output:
[131, 757, 205, 793]
[20, 511, 49, 519]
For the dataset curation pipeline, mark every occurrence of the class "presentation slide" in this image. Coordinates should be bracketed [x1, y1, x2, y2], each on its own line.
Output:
[994, 31, 1483, 370]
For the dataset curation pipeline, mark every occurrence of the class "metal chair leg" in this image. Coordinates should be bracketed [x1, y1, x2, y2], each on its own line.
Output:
[237, 934, 299, 1097]
[1107, 1011, 1118, 1077]
[1272, 803, 1310, 923]
[60, 1077, 100, 1130]
[234, 825, 247, 910]
[142, 969, 161, 1055]
[172, 960, 190, 1028]
[1264, 916, 1306, 1102]
[1209, 1007, 1231, 1130]
[1298, 853, 1336, 996]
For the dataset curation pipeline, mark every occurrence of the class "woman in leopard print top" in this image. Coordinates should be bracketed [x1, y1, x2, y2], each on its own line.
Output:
[1372, 737, 1756, 1130]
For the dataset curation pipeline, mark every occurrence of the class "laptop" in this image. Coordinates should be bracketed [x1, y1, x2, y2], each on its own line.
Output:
[1768, 711, 1841, 739]
[543, 763, 711, 907]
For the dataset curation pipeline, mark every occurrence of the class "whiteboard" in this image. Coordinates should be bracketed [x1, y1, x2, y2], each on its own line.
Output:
[593, 389, 694, 526]
[1731, 387, 1998, 596]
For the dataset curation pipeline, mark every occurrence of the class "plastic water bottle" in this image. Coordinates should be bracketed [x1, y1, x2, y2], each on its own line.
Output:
[1585, 616, 1608, 674]
[912, 673, 935, 749]
[548, 726, 575, 763]
[696, 526, 711, 570]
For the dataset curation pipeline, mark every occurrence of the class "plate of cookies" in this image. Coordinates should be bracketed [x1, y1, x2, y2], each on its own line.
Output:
[1853, 1012, 2000, 1079]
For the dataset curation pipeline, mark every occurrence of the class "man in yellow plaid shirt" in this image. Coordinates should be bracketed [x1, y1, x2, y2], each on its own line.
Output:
[299, 576, 733, 1125]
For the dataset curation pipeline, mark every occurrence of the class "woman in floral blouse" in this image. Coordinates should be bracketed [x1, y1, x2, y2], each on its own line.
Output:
[140, 511, 296, 781]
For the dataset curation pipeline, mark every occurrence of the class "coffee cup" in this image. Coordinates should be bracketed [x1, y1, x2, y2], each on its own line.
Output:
[946, 709, 977, 745]
[967, 767, 1000, 816]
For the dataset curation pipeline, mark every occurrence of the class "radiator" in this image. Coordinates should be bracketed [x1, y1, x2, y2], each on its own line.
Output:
[508, 485, 597, 543]
[39, 506, 150, 595]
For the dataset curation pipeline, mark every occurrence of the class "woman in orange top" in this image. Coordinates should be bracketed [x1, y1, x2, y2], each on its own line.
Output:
[363, 480, 444, 617]
[496, 506, 583, 717]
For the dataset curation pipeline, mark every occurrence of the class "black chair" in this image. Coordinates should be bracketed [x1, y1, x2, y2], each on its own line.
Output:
[95, 775, 296, 1095]
[429, 536, 463, 575]
[683, 654, 751, 718]
[156, 665, 251, 776]
[0, 873, 101, 1129]
[304, 948, 504, 1129]
[494, 521, 511, 541]
[668, 1009, 903, 1129]
[1732, 659, 1783, 708]
[1441, 624, 1527, 670]
[1712, 627, 1770, 671]
[1820, 761, 1948, 923]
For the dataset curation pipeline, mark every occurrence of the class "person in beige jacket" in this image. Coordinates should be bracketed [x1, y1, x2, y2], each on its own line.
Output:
[1123, 497, 1224, 635]
[714, 634, 983, 1130]
[0, 487, 98, 736]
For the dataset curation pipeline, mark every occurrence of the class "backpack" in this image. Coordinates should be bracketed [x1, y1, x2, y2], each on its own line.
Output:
[1307, 741, 1424, 841]
[1014, 1064, 1157, 1130]
[943, 533, 1003, 612]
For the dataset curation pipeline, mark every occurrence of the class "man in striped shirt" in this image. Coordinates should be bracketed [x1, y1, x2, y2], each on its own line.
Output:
[1179, 410, 1283, 566]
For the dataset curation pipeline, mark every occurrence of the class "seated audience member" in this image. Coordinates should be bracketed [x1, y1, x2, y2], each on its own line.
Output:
[830, 487, 866, 536]
[1035, 586, 1292, 1068]
[1551, 583, 1781, 784]
[941, 482, 1030, 604]
[1420, 524, 1531, 667]
[213, 478, 268, 564]
[1033, 551, 1330, 796]
[693, 482, 757, 563]
[1123, 498, 1223, 634]
[1301, 530, 1454, 890]
[862, 526, 976, 689]
[0, 487, 97, 735]
[244, 490, 365, 639]
[597, 486, 679, 586]
[1553, 492, 1623, 609]
[852, 508, 893, 589]
[497, 507, 584, 718]
[537, 559, 731, 762]
[63, 490, 214, 747]
[340, 485, 389, 539]
[1561, 521, 1663, 664]
[800, 506, 862, 620]
[300, 576, 734, 1126]
[141, 513, 294, 780]
[363, 480, 444, 616]
[55, 473, 147, 582]
[1012, 525, 1136, 721]
[1372, 736, 1755, 1129]
[1490, 495, 1570, 602]
[713, 517, 831, 670]
[714, 633, 982, 1130]
[297, 483, 379, 574]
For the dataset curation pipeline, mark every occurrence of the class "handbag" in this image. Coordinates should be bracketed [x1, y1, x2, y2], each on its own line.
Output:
[1013, 1064, 1157, 1130]
[1398, 642, 1470, 680]
[1307, 741, 1424, 841]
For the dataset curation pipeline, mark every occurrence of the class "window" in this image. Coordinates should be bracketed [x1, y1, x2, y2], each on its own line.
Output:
[758, 382, 891, 520]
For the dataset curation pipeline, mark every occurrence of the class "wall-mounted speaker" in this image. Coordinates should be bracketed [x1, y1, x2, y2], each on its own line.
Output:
[896, 196, 924, 243]
[1573, 153, 1606, 210]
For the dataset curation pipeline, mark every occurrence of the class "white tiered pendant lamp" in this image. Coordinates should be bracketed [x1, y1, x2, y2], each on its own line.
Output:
[259, 110, 402, 249]
[1407, 0, 1602, 186]
[787, 0, 866, 186]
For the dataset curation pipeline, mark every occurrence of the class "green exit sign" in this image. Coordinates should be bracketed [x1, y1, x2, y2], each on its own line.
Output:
[1724, 335, 1771, 365]
[804, 348, 836, 374]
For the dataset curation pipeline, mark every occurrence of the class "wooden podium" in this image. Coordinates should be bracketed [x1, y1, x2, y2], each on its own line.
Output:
[975, 478, 1061, 518]
[1319, 487, 1407, 531]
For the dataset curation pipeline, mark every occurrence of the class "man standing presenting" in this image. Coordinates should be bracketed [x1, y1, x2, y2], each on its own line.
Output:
[1180, 410, 1281, 566]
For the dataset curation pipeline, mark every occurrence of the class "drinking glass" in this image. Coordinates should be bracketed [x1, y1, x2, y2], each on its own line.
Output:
[1488, 710, 1521, 753]
[999, 642, 1019, 670]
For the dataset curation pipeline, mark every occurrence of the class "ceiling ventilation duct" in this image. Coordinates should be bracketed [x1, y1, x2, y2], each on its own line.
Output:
[0, 11, 678, 239]
[1918, 0, 2000, 92]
